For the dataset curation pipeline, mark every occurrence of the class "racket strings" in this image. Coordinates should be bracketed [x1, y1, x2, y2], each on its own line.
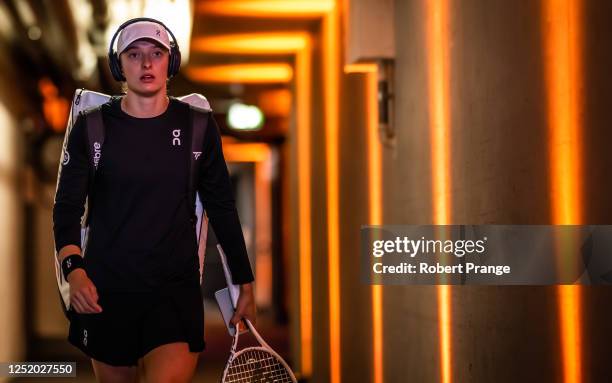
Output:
[224, 349, 294, 383]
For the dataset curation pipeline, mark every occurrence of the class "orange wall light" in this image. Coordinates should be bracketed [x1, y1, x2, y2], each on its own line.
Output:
[322, 4, 341, 383]
[425, 1, 452, 383]
[192, 33, 309, 55]
[197, 0, 334, 18]
[185, 63, 293, 84]
[543, 0, 584, 382]
[344, 62, 384, 383]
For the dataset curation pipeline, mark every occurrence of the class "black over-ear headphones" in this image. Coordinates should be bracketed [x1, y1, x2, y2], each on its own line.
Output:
[108, 17, 181, 82]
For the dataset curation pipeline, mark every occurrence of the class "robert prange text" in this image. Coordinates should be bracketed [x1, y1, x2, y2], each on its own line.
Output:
[372, 262, 511, 276]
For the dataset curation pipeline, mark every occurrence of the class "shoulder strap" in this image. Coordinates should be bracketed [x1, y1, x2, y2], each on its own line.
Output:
[83, 106, 105, 226]
[188, 106, 209, 224]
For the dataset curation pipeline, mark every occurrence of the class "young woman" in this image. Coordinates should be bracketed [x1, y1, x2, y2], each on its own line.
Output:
[53, 18, 256, 383]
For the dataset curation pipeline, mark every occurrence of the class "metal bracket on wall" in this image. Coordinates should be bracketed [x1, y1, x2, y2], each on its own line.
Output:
[377, 59, 395, 148]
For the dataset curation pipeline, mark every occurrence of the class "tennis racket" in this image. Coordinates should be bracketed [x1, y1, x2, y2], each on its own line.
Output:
[217, 245, 298, 383]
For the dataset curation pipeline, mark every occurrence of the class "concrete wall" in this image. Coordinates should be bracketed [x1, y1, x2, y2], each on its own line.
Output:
[375, 0, 612, 381]
[0, 101, 25, 383]
[578, 1, 612, 379]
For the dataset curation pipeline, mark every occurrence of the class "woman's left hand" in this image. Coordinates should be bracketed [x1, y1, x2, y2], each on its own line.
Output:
[230, 282, 256, 332]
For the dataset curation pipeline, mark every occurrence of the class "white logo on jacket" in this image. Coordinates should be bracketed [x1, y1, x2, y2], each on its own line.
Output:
[172, 129, 181, 146]
[62, 150, 70, 165]
[93, 142, 101, 169]
[193, 152, 201, 160]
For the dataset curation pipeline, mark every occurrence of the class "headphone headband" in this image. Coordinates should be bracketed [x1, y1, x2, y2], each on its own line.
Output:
[108, 17, 180, 57]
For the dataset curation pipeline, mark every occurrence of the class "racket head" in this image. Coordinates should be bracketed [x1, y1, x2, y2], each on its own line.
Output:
[221, 346, 297, 383]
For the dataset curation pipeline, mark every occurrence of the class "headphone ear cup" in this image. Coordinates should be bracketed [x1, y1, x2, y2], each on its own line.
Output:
[168, 47, 181, 78]
[109, 53, 125, 82]
[167, 50, 174, 78]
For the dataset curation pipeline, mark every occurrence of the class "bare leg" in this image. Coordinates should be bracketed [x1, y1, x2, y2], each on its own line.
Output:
[91, 359, 138, 383]
[141, 342, 199, 383]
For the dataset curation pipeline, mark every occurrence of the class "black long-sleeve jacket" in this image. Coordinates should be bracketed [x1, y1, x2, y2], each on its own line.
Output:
[53, 97, 254, 291]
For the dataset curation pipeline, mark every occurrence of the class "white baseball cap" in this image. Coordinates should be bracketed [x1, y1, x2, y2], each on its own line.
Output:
[116, 21, 171, 55]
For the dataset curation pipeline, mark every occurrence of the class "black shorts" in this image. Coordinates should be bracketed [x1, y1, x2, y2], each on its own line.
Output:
[67, 284, 205, 367]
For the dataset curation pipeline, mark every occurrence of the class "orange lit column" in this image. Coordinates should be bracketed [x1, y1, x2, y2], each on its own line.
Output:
[366, 67, 383, 383]
[322, 4, 342, 383]
[543, 1, 584, 382]
[295, 44, 313, 377]
[345, 62, 383, 383]
[425, 1, 452, 383]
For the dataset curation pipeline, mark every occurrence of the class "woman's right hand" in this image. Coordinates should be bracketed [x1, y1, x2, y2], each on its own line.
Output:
[67, 269, 103, 314]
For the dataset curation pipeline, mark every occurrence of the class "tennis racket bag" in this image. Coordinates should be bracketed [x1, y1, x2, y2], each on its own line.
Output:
[53, 88, 212, 317]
